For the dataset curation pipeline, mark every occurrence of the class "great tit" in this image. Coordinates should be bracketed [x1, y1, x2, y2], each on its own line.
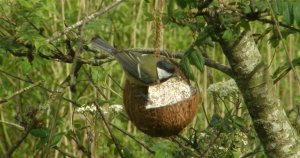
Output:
[91, 37, 177, 85]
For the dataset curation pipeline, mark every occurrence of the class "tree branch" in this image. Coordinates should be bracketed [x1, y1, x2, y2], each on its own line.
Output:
[47, 0, 124, 42]
[0, 81, 42, 104]
[3, 123, 34, 158]
[53, 146, 77, 158]
[109, 122, 155, 154]
[95, 103, 124, 158]
[0, 69, 81, 107]
[124, 48, 233, 77]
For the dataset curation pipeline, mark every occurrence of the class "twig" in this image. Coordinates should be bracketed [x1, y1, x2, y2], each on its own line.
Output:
[95, 102, 124, 158]
[221, 1, 300, 32]
[0, 120, 24, 130]
[3, 123, 34, 158]
[53, 146, 77, 158]
[108, 122, 155, 154]
[201, 101, 210, 124]
[7, 46, 232, 77]
[0, 69, 81, 107]
[0, 81, 42, 104]
[266, 0, 300, 86]
[45, 92, 64, 158]
[257, 18, 300, 32]
[47, 0, 124, 42]
[170, 137, 200, 157]
[199, 130, 222, 158]
[69, 131, 91, 158]
[83, 68, 109, 100]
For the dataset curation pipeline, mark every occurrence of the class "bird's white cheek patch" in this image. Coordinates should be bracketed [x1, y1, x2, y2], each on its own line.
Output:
[157, 67, 172, 80]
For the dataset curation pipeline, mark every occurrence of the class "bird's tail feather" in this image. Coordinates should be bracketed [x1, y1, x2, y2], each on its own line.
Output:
[91, 37, 116, 54]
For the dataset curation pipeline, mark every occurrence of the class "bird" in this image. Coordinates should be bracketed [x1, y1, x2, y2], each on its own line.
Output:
[91, 37, 179, 86]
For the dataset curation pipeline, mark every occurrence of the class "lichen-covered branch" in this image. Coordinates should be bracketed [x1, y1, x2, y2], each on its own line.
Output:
[219, 31, 300, 157]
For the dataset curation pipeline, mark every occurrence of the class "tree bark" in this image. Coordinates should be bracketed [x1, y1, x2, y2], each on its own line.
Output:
[219, 31, 300, 157]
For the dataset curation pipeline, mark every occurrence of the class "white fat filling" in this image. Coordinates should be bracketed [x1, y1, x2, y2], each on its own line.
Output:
[145, 77, 193, 109]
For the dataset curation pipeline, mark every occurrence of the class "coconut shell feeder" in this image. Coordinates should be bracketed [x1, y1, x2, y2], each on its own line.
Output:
[123, 76, 199, 137]
[122, 6, 199, 136]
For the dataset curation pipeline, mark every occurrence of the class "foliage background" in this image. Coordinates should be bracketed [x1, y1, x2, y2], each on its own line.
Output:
[1, 0, 300, 157]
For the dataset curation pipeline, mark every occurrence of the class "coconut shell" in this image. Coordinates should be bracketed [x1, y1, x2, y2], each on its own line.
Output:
[123, 80, 199, 137]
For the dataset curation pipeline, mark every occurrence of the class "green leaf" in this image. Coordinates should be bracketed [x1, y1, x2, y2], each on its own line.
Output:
[20, 59, 31, 74]
[180, 56, 194, 80]
[173, 9, 188, 21]
[17, 0, 32, 9]
[222, 29, 233, 41]
[51, 133, 63, 146]
[233, 149, 242, 158]
[188, 48, 205, 72]
[271, 0, 279, 15]
[269, 33, 280, 48]
[175, 0, 187, 8]
[36, 137, 48, 149]
[274, 0, 285, 15]
[282, 2, 293, 25]
[273, 57, 300, 79]
[122, 147, 134, 158]
[233, 117, 245, 128]
[240, 5, 251, 15]
[30, 128, 50, 138]
[239, 20, 250, 30]
[0, 37, 15, 50]
[209, 114, 222, 127]
[251, 1, 268, 12]
[195, 28, 213, 46]
[153, 140, 176, 158]
[293, 2, 300, 27]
